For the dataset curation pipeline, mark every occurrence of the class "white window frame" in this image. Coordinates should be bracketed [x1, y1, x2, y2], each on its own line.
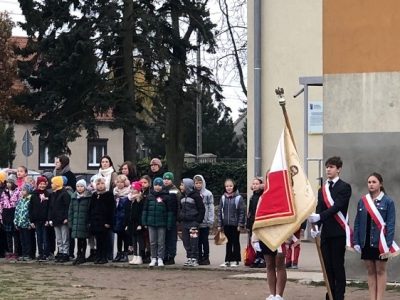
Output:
[87, 139, 107, 169]
[39, 143, 55, 168]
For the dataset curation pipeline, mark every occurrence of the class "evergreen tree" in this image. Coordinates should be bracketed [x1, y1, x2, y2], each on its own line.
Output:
[0, 123, 16, 168]
[147, 0, 221, 180]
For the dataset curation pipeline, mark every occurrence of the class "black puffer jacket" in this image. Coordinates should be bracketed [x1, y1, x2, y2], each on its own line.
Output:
[48, 188, 71, 226]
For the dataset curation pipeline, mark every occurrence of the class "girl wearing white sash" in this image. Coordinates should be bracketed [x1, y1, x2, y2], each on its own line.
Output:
[353, 172, 398, 300]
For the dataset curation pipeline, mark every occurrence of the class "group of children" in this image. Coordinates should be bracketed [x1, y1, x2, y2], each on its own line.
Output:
[0, 165, 227, 267]
[1, 163, 288, 270]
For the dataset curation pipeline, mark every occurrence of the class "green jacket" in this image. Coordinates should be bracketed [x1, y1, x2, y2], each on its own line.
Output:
[68, 191, 91, 238]
[142, 190, 173, 228]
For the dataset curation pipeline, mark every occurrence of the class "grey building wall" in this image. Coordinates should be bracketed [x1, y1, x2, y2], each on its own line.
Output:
[324, 72, 400, 281]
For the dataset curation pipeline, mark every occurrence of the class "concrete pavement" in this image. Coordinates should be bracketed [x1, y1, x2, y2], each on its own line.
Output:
[174, 233, 324, 283]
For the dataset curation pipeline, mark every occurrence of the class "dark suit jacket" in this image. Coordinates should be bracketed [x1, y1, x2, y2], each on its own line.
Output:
[316, 179, 352, 239]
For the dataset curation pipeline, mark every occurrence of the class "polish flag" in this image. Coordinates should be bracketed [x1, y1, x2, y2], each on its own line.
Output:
[253, 126, 316, 251]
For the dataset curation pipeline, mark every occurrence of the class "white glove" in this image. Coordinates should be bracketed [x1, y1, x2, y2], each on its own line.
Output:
[253, 241, 262, 252]
[310, 229, 320, 239]
[308, 213, 320, 223]
[354, 245, 362, 254]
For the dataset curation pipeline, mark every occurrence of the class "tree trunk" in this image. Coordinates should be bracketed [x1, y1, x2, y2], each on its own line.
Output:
[165, 1, 186, 183]
[121, 0, 136, 163]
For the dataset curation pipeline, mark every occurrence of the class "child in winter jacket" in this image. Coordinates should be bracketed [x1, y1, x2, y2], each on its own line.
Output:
[0, 174, 21, 259]
[142, 177, 173, 267]
[217, 178, 246, 267]
[48, 176, 71, 263]
[29, 176, 50, 261]
[139, 175, 152, 263]
[126, 181, 144, 265]
[247, 177, 266, 268]
[14, 183, 34, 261]
[112, 174, 131, 262]
[179, 178, 205, 267]
[193, 174, 214, 265]
[88, 177, 115, 264]
[69, 179, 91, 265]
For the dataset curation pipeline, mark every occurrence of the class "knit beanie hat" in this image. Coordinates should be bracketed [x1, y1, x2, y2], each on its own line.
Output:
[150, 158, 162, 167]
[22, 183, 34, 194]
[76, 179, 87, 189]
[7, 174, 17, 185]
[0, 171, 7, 183]
[36, 176, 48, 186]
[153, 177, 163, 187]
[61, 176, 68, 186]
[163, 172, 174, 181]
[51, 176, 64, 190]
[131, 181, 142, 192]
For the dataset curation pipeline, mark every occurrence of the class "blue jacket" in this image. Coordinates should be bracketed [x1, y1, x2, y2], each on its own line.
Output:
[353, 193, 396, 248]
[113, 196, 129, 233]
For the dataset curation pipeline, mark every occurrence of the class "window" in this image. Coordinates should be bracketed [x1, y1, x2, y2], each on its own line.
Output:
[87, 139, 107, 169]
[39, 141, 55, 169]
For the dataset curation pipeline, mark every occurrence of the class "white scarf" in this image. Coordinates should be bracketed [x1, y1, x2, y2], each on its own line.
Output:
[98, 166, 115, 191]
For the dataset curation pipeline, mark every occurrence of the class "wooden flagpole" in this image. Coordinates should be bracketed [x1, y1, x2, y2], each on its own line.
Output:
[275, 87, 333, 300]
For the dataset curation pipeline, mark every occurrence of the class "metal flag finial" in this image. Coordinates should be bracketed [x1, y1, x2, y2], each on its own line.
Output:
[275, 87, 285, 106]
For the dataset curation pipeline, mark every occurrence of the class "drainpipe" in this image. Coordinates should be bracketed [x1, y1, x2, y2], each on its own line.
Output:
[254, 0, 262, 177]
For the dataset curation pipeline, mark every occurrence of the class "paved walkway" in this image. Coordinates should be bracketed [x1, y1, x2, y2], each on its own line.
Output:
[174, 234, 324, 282]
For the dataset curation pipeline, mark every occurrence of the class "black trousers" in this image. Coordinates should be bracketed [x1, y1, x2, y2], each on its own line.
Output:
[223, 225, 241, 262]
[95, 230, 109, 261]
[321, 236, 346, 300]
[76, 238, 87, 258]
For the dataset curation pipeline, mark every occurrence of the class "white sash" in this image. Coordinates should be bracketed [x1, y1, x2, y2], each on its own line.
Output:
[322, 182, 353, 250]
[362, 194, 400, 258]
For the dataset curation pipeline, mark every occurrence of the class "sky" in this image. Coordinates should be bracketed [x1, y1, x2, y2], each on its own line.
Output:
[1, 0, 246, 121]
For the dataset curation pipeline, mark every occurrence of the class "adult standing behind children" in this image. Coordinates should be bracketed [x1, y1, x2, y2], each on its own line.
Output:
[148, 158, 164, 181]
[193, 174, 214, 265]
[353, 172, 398, 300]
[308, 156, 352, 300]
[119, 161, 138, 183]
[48, 176, 71, 263]
[217, 178, 246, 267]
[54, 155, 76, 191]
[97, 155, 118, 192]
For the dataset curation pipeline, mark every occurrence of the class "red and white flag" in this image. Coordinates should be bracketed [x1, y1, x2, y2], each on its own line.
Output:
[253, 125, 316, 251]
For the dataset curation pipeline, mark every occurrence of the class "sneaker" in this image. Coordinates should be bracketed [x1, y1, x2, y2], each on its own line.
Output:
[231, 261, 240, 267]
[266, 295, 276, 300]
[285, 262, 292, 269]
[275, 295, 284, 300]
[184, 258, 192, 266]
[129, 256, 138, 265]
[120, 253, 129, 263]
[149, 258, 157, 267]
[157, 258, 164, 267]
[190, 258, 199, 267]
[112, 252, 122, 262]
[291, 264, 298, 269]
[219, 261, 230, 267]
[134, 256, 143, 265]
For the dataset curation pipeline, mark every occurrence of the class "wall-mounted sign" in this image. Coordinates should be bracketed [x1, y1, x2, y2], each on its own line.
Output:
[308, 101, 323, 134]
